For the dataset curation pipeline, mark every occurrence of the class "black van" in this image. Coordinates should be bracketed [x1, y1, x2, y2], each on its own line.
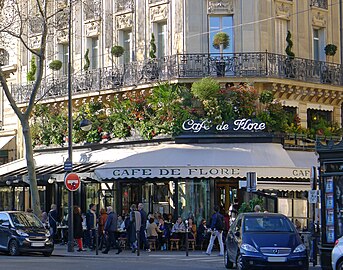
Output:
[0, 211, 54, 256]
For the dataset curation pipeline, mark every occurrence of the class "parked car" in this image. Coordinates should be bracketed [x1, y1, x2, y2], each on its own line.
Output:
[224, 212, 308, 270]
[0, 211, 54, 256]
[332, 236, 343, 270]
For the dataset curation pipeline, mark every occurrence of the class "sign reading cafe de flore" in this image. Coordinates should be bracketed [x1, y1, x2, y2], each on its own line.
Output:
[95, 119, 311, 180]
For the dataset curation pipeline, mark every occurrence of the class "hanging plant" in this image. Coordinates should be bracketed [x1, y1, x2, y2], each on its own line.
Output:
[27, 56, 37, 81]
[324, 44, 337, 56]
[48, 60, 62, 71]
[285, 31, 295, 59]
[83, 49, 90, 71]
[111, 45, 125, 58]
[149, 33, 157, 59]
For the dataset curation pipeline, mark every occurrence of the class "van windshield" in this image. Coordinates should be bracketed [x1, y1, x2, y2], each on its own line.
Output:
[9, 212, 44, 228]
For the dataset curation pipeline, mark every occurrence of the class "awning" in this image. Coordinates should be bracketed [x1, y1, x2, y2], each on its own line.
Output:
[257, 181, 310, 192]
[94, 143, 313, 180]
[0, 135, 14, 150]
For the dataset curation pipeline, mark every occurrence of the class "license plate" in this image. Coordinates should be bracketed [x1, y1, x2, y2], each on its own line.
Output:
[267, 257, 287, 262]
[31, 242, 45, 247]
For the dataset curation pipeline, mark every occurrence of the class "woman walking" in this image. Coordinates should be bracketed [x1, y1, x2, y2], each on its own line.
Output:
[73, 206, 85, 252]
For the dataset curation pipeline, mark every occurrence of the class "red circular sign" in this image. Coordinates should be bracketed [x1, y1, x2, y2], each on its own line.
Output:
[64, 173, 81, 191]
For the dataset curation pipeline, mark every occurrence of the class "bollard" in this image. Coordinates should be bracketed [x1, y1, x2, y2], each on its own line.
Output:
[185, 220, 189, 257]
[136, 230, 140, 256]
[95, 224, 99, 255]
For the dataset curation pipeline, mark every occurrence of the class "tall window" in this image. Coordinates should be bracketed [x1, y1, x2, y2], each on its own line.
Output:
[275, 20, 288, 55]
[60, 44, 69, 75]
[313, 28, 325, 61]
[121, 30, 132, 64]
[91, 37, 99, 69]
[157, 21, 167, 58]
[209, 16, 233, 54]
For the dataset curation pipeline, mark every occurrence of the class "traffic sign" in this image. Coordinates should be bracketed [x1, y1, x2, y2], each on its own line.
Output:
[64, 161, 73, 172]
[64, 173, 81, 192]
[308, 190, 319, 204]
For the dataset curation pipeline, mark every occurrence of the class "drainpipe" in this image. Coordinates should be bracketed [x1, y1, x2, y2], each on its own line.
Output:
[340, 0, 343, 65]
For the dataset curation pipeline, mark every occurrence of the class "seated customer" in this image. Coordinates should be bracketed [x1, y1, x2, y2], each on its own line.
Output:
[147, 217, 161, 240]
[171, 216, 186, 238]
[187, 218, 197, 240]
[196, 218, 209, 246]
[158, 217, 170, 250]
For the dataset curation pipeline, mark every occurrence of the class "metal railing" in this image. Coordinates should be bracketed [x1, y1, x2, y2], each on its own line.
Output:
[310, 0, 328, 9]
[11, 52, 343, 103]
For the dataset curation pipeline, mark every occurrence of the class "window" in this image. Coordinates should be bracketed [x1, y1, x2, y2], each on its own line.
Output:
[209, 16, 233, 54]
[60, 44, 69, 75]
[157, 21, 167, 58]
[275, 20, 288, 55]
[313, 28, 325, 61]
[91, 37, 99, 69]
[121, 30, 132, 64]
[307, 109, 332, 129]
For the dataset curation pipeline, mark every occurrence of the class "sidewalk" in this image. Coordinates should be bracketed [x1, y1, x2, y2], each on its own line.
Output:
[52, 244, 208, 258]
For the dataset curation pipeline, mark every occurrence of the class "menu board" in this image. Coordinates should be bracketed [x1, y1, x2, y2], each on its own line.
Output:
[325, 177, 335, 243]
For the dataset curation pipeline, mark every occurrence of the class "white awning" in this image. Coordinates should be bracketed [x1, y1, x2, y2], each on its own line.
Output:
[94, 143, 312, 180]
[257, 181, 310, 192]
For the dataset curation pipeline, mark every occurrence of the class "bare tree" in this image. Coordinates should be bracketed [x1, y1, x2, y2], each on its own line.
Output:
[0, 0, 66, 216]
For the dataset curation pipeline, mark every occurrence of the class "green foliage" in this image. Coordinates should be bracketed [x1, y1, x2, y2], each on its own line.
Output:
[149, 33, 157, 59]
[259, 90, 274, 104]
[48, 60, 62, 71]
[27, 56, 37, 81]
[285, 31, 295, 59]
[212, 32, 230, 50]
[83, 49, 90, 71]
[239, 197, 264, 213]
[191, 77, 220, 101]
[324, 44, 337, 56]
[111, 45, 125, 58]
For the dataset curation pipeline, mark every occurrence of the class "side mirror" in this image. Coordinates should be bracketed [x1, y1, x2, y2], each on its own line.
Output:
[234, 231, 240, 238]
[1, 221, 10, 228]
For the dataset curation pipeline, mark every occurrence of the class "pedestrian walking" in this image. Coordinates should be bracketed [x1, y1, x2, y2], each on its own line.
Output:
[86, 203, 97, 250]
[127, 204, 141, 253]
[138, 203, 150, 252]
[98, 208, 108, 250]
[48, 204, 58, 240]
[73, 205, 85, 252]
[206, 205, 224, 256]
[102, 206, 122, 254]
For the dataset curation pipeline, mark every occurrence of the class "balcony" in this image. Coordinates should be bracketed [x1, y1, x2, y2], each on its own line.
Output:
[11, 52, 343, 103]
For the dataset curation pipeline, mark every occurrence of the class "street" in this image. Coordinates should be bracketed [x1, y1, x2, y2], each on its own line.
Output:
[0, 251, 321, 270]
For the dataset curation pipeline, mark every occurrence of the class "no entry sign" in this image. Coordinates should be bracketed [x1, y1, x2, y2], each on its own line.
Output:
[64, 173, 81, 192]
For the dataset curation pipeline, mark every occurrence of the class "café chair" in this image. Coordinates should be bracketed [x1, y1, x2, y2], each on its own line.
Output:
[118, 237, 127, 250]
[148, 238, 157, 251]
[188, 238, 196, 251]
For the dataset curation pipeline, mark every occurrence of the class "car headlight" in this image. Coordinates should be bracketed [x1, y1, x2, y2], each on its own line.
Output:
[241, 243, 258, 253]
[16, 229, 29, 237]
[293, 244, 306, 253]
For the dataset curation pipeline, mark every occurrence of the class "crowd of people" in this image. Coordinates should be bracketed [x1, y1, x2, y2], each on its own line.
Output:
[40, 201, 246, 254]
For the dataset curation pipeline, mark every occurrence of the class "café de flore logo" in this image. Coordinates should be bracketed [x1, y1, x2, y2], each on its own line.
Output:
[182, 119, 266, 133]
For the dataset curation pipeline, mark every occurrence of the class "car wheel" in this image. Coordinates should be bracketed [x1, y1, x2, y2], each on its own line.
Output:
[224, 249, 234, 269]
[43, 251, 52, 257]
[8, 239, 19, 256]
[236, 254, 246, 270]
[337, 260, 343, 270]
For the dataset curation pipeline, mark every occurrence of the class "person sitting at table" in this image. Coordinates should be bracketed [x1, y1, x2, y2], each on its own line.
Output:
[171, 216, 186, 239]
[187, 218, 196, 240]
[196, 218, 210, 246]
[147, 217, 161, 243]
[158, 217, 170, 250]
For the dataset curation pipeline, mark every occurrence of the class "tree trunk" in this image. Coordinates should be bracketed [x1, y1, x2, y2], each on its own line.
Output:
[22, 119, 41, 217]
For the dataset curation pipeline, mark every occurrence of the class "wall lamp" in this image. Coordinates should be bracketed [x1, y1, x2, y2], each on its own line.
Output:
[79, 118, 92, 132]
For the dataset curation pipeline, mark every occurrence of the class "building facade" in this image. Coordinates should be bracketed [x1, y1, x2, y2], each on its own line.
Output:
[0, 0, 341, 228]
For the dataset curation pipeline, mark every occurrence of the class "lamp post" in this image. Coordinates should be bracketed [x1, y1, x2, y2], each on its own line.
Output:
[66, 0, 74, 253]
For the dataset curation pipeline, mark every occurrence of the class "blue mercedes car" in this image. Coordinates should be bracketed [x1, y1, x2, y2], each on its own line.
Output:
[224, 212, 308, 270]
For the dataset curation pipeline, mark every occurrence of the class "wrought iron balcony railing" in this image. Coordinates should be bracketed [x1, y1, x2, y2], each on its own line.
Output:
[11, 52, 343, 103]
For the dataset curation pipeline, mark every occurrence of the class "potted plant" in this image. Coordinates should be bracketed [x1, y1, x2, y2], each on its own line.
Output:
[27, 56, 37, 82]
[284, 30, 295, 78]
[322, 44, 337, 83]
[83, 49, 90, 71]
[324, 44, 337, 57]
[212, 32, 230, 76]
[48, 60, 62, 71]
[110, 45, 125, 86]
[145, 33, 159, 80]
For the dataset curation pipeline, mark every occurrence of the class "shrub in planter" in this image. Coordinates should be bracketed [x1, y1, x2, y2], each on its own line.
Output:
[49, 60, 62, 71]
[324, 44, 337, 56]
[27, 56, 37, 82]
[285, 31, 295, 59]
[111, 45, 125, 58]
[83, 49, 90, 71]
[212, 32, 230, 53]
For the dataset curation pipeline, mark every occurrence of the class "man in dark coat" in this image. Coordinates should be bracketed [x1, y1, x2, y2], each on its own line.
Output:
[48, 204, 58, 240]
[127, 204, 141, 253]
[86, 203, 96, 249]
[138, 203, 150, 252]
[102, 206, 122, 254]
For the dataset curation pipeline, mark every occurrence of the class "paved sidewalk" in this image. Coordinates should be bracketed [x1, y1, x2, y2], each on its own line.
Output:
[52, 244, 209, 258]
